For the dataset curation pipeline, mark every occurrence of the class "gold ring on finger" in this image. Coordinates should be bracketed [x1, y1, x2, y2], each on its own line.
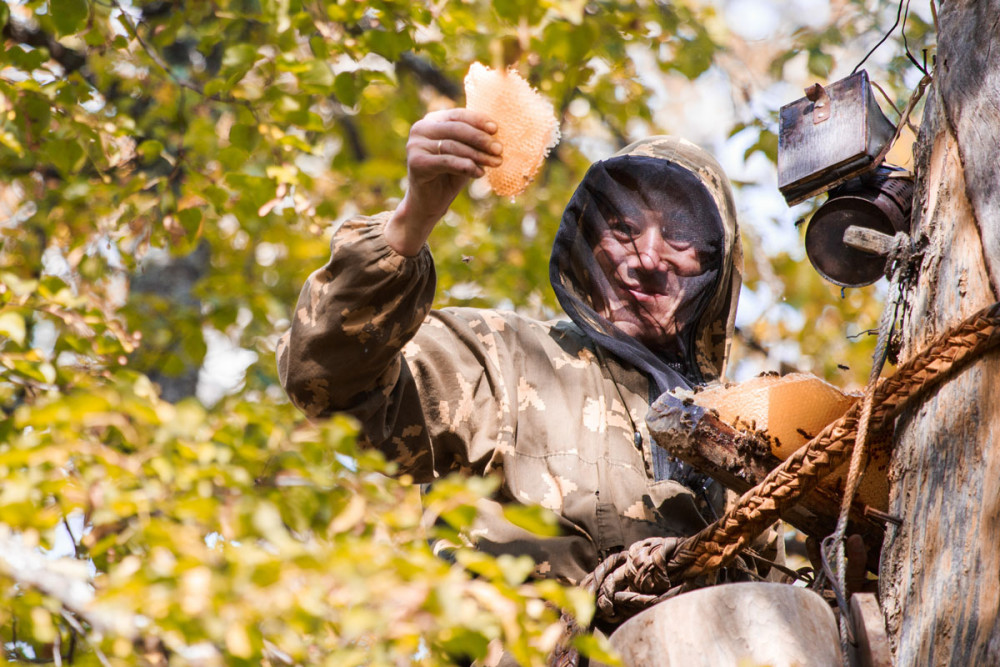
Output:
[436, 139, 443, 155]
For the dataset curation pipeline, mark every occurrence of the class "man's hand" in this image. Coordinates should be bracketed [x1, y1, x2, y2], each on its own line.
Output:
[385, 108, 503, 256]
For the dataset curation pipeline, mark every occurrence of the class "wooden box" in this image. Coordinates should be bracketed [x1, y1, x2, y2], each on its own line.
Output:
[777, 70, 896, 205]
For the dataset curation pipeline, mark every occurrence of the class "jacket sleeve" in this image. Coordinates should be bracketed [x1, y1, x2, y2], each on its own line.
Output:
[276, 212, 505, 482]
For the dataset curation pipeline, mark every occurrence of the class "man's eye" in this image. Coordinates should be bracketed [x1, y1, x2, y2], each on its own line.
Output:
[609, 220, 637, 238]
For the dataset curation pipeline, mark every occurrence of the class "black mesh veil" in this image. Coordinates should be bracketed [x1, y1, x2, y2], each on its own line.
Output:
[550, 154, 726, 396]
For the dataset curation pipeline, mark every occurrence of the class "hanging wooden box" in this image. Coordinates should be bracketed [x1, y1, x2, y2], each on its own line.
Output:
[777, 70, 896, 205]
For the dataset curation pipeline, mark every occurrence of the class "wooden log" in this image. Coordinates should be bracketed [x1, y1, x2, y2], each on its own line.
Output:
[647, 408, 886, 571]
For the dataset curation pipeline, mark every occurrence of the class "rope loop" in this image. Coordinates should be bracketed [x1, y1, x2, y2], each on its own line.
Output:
[584, 537, 682, 625]
[625, 536, 676, 594]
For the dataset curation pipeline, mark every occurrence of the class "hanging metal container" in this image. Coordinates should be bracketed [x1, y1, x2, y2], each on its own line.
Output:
[777, 70, 897, 206]
[804, 165, 915, 287]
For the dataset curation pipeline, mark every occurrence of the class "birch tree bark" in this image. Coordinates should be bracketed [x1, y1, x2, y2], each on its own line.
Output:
[879, 1, 1000, 664]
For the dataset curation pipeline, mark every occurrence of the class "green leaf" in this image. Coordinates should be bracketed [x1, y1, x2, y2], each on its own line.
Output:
[807, 49, 834, 78]
[298, 60, 335, 91]
[203, 79, 232, 98]
[309, 34, 329, 59]
[440, 504, 477, 529]
[177, 208, 204, 240]
[46, 138, 86, 176]
[137, 139, 165, 162]
[671, 33, 716, 79]
[50, 0, 89, 36]
[364, 28, 414, 62]
[495, 554, 536, 585]
[573, 633, 623, 666]
[23, 94, 52, 129]
[0, 129, 24, 157]
[223, 43, 258, 70]
[492, 0, 546, 24]
[333, 72, 359, 107]
[4, 45, 49, 71]
[203, 185, 230, 212]
[229, 124, 259, 152]
[437, 630, 490, 661]
[541, 20, 597, 65]
[12, 360, 56, 384]
[744, 129, 778, 163]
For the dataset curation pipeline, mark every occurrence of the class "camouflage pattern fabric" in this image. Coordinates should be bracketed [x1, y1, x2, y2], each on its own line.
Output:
[277, 138, 775, 589]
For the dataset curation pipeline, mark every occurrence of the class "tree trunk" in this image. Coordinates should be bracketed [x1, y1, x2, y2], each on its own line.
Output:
[879, 2, 1000, 664]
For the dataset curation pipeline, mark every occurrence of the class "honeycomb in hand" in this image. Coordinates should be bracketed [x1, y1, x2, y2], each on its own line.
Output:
[464, 62, 561, 197]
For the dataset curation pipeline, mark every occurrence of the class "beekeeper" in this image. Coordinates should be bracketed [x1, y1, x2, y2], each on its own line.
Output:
[277, 107, 779, 595]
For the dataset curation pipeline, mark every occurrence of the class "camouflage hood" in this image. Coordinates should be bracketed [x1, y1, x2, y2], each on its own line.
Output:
[549, 136, 742, 394]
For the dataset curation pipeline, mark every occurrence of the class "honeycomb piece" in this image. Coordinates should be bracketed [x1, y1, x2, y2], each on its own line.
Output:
[690, 373, 858, 460]
[687, 373, 889, 511]
[464, 62, 560, 197]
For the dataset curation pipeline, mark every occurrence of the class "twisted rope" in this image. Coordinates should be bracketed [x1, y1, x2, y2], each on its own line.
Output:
[830, 230, 915, 662]
[550, 302, 1000, 667]
[666, 300, 1000, 584]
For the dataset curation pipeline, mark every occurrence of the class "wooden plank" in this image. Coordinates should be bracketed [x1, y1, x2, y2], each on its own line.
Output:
[850, 593, 892, 667]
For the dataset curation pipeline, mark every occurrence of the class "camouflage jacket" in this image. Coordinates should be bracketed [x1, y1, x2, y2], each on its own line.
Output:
[277, 137, 782, 586]
[279, 212, 734, 584]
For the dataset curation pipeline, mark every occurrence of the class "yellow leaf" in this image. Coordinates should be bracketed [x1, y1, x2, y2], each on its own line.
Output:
[30, 608, 56, 643]
[226, 623, 252, 658]
[0, 310, 26, 346]
[330, 494, 366, 533]
[0, 129, 24, 157]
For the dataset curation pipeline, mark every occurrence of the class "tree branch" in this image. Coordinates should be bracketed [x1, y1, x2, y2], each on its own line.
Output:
[396, 52, 462, 99]
[0, 525, 221, 663]
[2, 18, 87, 74]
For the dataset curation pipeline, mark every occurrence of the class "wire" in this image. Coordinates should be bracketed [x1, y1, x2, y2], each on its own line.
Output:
[853, 0, 930, 77]
[901, 0, 931, 76]
[869, 80, 903, 119]
[852, 0, 907, 75]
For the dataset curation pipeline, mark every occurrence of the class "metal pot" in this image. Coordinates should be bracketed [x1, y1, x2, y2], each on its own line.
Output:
[804, 165, 914, 288]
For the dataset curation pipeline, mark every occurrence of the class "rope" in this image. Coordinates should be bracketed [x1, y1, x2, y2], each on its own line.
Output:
[667, 300, 1000, 581]
[550, 301, 1000, 667]
[828, 230, 915, 662]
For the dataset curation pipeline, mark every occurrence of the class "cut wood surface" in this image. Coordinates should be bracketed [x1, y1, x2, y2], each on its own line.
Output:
[648, 389, 887, 571]
[683, 373, 891, 512]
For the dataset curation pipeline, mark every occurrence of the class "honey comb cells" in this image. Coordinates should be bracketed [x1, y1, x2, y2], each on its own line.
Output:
[686, 372, 889, 510]
[464, 63, 561, 197]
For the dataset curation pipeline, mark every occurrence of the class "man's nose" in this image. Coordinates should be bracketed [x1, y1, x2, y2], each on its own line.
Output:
[633, 228, 668, 272]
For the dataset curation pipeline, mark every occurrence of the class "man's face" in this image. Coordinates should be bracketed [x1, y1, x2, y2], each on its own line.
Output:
[590, 207, 711, 350]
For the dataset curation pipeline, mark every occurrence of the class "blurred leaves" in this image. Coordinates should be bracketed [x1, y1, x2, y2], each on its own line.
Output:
[0, 0, 934, 663]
